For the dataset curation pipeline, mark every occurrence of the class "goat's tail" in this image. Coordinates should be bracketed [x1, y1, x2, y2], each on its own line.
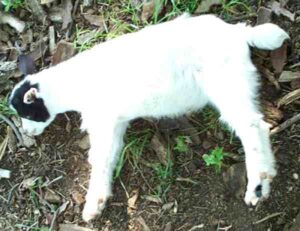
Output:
[244, 23, 289, 50]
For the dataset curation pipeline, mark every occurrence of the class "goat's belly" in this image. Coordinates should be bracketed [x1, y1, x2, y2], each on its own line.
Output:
[131, 88, 208, 119]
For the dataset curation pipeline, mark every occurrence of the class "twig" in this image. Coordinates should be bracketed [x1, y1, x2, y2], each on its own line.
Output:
[0, 114, 23, 146]
[253, 212, 283, 224]
[290, 62, 300, 69]
[270, 113, 300, 135]
[188, 224, 204, 231]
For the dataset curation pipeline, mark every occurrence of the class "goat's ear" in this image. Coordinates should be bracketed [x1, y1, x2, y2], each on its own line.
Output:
[23, 87, 39, 104]
[18, 54, 36, 76]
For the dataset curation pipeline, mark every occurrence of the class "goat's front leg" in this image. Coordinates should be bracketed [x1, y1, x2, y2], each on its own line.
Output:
[82, 121, 128, 222]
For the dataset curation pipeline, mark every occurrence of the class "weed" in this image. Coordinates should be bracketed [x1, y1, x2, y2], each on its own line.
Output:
[202, 147, 229, 172]
[114, 128, 153, 179]
[0, 95, 16, 117]
[152, 148, 173, 198]
[73, 27, 106, 52]
[220, 0, 253, 18]
[1, 0, 23, 12]
[173, 135, 189, 153]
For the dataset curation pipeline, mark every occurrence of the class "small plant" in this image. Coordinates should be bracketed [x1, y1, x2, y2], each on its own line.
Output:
[173, 135, 189, 153]
[114, 129, 152, 179]
[202, 147, 229, 172]
[0, 95, 16, 116]
[153, 149, 173, 198]
[1, 0, 23, 12]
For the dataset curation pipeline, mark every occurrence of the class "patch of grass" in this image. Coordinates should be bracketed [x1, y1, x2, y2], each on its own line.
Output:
[202, 147, 229, 173]
[220, 0, 253, 19]
[153, 0, 200, 23]
[173, 135, 190, 153]
[1, 0, 23, 12]
[73, 27, 106, 52]
[114, 128, 153, 179]
[0, 95, 16, 116]
[152, 150, 173, 198]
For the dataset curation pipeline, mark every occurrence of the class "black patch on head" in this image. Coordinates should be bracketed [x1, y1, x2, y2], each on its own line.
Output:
[9, 81, 50, 122]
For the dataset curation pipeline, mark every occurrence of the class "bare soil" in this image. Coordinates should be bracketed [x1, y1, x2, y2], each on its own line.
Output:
[0, 1, 300, 231]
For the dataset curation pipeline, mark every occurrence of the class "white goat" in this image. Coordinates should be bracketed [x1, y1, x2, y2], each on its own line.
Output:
[9, 14, 289, 222]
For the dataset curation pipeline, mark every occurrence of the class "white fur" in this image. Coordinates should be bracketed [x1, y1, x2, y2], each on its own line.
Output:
[10, 15, 289, 222]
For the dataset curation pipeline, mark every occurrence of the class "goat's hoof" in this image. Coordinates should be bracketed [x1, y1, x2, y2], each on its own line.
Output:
[82, 198, 107, 222]
[244, 170, 276, 206]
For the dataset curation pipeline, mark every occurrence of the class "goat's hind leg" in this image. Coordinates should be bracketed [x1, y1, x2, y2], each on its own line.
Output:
[206, 77, 276, 206]
[82, 120, 128, 222]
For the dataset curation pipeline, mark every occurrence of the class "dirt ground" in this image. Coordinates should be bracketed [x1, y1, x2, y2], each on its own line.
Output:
[0, 1, 300, 231]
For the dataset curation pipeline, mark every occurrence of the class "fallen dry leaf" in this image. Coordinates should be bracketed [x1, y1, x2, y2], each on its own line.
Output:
[127, 189, 139, 215]
[7, 126, 17, 153]
[72, 191, 85, 205]
[256, 7, 272, 25]
[278, 89, 300, 107]
[52, 41, 76, 66]
[44, 190, 62, 204]
[29, 38, 47, 61]
[141, 0, 155, 22]
[59, 224, 95, 231]
[263, 100, 283, 127]
[195, 0, 221, 14]
[278, 71, 300, 82]
[270, 42, 288, 74]
[76, 134, 90, 150]
[26, 0, 46, 23]
[135, 216, 150, 231]
[143, 195, 162, 204]
[270, 1, 295, 21]
[258, 64, 280, 90]
[0, 11, 25, 33]
[150, 133, 169, 166]
[61, 0, 73, 30]
[83, 14, 105, 29]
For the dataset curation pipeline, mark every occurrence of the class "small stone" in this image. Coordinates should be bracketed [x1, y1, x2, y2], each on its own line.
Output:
[202, 140, 212, 149]
[72, 191, 85, 205]
[77, 134, 90, 150]
[44, 190, 61, 204]
[293, 173, 299, 180]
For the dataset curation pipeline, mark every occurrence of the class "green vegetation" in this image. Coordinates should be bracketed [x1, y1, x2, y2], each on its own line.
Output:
[202, 147, 229, 172]
[115, 128, 153, 179]
[173, 135, 189, 153]
[0, 95, 16, 116]
[152, 149, 173, 198]
[1, 0, 23, 12]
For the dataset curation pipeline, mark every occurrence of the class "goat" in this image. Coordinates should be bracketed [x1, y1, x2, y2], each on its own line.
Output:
[9, 14, 289, 222]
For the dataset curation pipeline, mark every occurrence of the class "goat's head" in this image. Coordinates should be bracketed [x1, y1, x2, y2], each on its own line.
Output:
[9, 79, 55, 136]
